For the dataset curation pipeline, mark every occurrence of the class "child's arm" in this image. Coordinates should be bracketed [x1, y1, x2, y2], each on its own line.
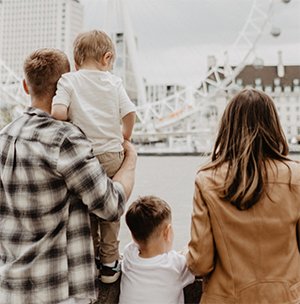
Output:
[122, 111, 136, 140]
[51, 104, 68, 121]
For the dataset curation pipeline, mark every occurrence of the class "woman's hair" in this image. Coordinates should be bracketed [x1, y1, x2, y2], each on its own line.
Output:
[202, 88, 290, 210]
[23, 48, 70, 98]
[73, 30, 115, 67]
[125, 195, 171, 243]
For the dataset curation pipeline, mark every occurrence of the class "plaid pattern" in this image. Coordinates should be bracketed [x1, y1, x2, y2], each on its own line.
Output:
[0, 107, 125, 304]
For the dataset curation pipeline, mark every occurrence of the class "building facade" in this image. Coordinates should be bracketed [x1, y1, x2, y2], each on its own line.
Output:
[0, 0, 83, 78]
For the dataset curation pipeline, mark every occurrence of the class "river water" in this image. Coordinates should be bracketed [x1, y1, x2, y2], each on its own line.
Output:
[119, 154, 300, 252]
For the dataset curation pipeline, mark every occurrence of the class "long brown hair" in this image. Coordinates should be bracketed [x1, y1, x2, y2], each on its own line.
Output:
[202, 88, 290, 210]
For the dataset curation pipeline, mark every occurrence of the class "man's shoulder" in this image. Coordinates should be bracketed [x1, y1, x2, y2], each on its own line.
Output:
[1, 108, 87, 146]
[46, 119, 88, 147]
[52, 119, 84, 135]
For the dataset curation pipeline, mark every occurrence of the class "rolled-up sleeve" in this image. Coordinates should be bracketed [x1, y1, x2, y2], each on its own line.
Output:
[186, 173, 215, 276]
[56, 129, 126, 221]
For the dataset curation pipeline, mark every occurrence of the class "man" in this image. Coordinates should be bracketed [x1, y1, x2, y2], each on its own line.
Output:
[0, 48, 137, 304]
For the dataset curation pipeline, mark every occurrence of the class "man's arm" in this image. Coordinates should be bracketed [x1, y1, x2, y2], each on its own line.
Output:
[113, 140, 137, 200]
[57, 131, 136, 220]
[122, 112, 136, 140]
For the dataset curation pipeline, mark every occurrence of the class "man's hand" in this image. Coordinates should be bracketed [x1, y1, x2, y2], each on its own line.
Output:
[112, 140, 137, 201]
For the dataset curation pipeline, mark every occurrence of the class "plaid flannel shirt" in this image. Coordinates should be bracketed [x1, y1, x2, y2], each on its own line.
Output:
[0, 107, 126, 304]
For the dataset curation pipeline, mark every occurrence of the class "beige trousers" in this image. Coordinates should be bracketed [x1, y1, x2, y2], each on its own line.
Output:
[90, 151, 124, 263]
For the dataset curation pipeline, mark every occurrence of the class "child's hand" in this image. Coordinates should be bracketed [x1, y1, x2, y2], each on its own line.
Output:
[123, 140, 137, 159]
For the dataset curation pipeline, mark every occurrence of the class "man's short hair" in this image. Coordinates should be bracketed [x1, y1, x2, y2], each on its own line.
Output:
[73, 30, 115, 67]
[125, 195, 172, 243]
[23, 48, 70, 98]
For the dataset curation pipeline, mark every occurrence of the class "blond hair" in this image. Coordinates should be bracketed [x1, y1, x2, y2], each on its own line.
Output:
[23, 48, 70, 98]
[202, 88, 290, 210]
[73, 30, 115, 67]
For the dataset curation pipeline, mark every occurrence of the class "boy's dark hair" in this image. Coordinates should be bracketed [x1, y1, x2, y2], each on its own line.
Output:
[125, 195, 171, 243]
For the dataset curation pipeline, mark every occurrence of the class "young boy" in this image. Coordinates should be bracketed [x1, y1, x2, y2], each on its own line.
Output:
[119, 196, 195, 304]
[51, 30, 136, 284]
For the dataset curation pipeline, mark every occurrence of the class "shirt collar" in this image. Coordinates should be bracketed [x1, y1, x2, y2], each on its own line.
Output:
[24, 106, 51, 118]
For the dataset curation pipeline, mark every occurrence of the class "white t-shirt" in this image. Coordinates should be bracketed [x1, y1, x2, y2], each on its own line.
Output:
[119, 242, 195, 304]
[53, 70, 136, 155]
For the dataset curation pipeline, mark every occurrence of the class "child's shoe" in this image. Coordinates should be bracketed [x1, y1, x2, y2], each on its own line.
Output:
[95, 257, 101, 270]
[100, 260, 121, 284]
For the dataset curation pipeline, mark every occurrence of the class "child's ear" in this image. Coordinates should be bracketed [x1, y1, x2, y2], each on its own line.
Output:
[23, 79, 29, 95]
[102, 52, 113, 66]
[163, 223, 173, 243]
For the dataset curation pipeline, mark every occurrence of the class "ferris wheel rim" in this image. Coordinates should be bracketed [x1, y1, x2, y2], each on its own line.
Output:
[133, 0, 274, 132]
[134, 0, 273, 114]
[195, 0, 274, 97]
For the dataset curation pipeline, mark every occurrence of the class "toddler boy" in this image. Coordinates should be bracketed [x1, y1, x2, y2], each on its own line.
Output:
[51, 30, 136, 283]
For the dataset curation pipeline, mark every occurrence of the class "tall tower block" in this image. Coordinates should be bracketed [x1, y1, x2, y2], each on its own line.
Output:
[0, 0, 83, 79]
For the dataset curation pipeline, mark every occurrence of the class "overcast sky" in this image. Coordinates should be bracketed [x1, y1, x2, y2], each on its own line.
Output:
[81, 0, 300, 85]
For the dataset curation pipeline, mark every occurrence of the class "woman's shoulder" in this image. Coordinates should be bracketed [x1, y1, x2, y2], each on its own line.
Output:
[196, 163, 228, 185]
[268, 159, 300, 185]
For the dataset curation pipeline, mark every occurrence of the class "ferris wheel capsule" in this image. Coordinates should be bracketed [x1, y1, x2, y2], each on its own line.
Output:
[271, 26, 281, 37]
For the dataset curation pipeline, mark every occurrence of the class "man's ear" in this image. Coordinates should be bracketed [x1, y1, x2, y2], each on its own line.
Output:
[23, 79, 29, 95]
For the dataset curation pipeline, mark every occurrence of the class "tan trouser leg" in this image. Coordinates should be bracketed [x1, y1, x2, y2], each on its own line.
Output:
[96, 151, 124, 178]
[99, 220, 120, 263]
[91, 151, 124, 262]
[90, 216, 120, 263]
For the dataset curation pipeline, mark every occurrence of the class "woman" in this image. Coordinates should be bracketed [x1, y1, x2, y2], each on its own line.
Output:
[186, 88, 300, 304]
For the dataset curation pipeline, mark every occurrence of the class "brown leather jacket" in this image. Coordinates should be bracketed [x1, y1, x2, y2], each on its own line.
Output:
[187, 160, 300, 304]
